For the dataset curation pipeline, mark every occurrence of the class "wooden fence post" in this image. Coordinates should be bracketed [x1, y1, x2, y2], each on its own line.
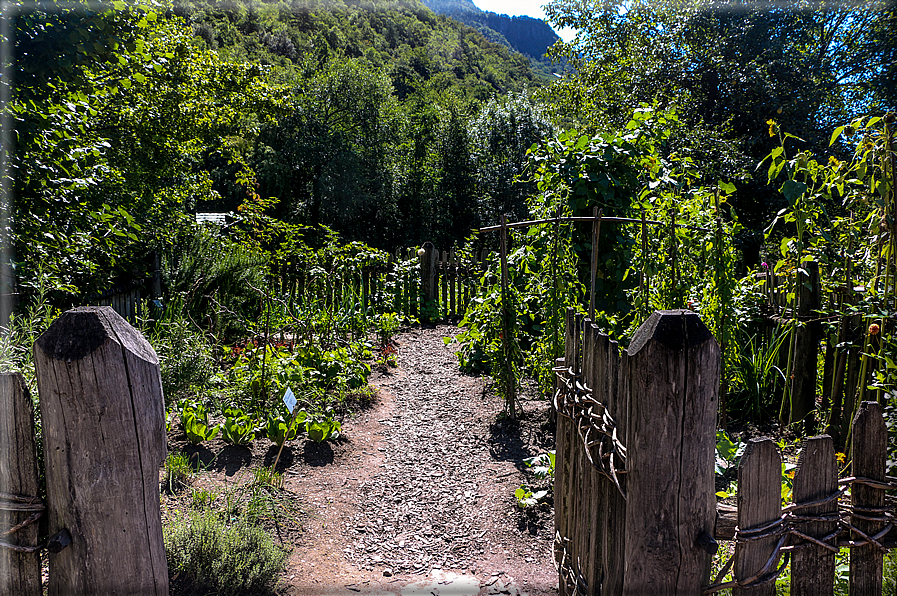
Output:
[622, 310, 719, 594]
[791, 435, 838, 595]
[850, 400, 887, 595]
[556, 308, 580, 595]
[34, 306, 168, 596]
[0, 372, 42, 596]
[789, 261, 820, 430]
[419, 242, 437, 306]
[734, 438, 781, 596]
[600, 330, 626, 596]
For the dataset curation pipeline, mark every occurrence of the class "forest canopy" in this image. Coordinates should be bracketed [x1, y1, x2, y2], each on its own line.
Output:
[6, 0, 895, 303]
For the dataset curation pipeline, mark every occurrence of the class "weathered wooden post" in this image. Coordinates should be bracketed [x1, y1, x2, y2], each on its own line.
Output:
[791, 435, 838, 595]
[622, 310, 719, 595]
[850, 400, 886, 595]
[419, 242, 437, 307]
[789, 260, 820, 430]
[0, 372, 42, 596]
[34, 306, 168, 595]
[734, 438, 782, 596]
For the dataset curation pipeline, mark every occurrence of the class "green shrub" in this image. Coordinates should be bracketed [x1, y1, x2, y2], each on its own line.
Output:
[143, 298, 218, 409]
[164, 508, 287, 596]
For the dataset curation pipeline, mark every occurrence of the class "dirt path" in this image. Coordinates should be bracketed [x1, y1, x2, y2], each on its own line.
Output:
[281, 324, 557, 596]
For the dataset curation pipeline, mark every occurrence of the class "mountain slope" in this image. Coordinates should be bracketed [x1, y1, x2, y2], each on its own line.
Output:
[419, 0, 559, 60]
[173, 0, 541, 100]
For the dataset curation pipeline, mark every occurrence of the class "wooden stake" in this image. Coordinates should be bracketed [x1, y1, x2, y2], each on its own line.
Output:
[0, 373, 42, 596]
[640, 207, 647, 318]
[714, 189, 727, 430]
[589, 208, 603, 321]
[34, 307, 168, 595]
[499, 215, 516, 417]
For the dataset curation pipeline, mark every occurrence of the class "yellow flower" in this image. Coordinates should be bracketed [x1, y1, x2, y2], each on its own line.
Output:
[836, 452, 846, 465]
[766, 119, 777, 137]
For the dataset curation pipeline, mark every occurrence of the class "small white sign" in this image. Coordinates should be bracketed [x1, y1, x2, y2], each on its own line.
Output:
[283, 388, 297, 414]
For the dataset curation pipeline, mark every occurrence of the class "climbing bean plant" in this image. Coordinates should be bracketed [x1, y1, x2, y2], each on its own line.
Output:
[456, 106, 744, 403]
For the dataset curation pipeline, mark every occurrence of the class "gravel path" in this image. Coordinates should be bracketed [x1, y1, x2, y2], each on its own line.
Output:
[339, 325, 557, 594]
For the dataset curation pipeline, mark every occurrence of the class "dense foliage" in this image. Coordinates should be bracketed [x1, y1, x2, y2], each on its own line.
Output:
[543, 0, 896, 240]
[7, 0, 897, 479]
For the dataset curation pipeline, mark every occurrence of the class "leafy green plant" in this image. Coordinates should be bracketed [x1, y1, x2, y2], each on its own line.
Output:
[515, 450, 556, 508]
[264, 407, 303, 448]
[714, 430, 745, 499]
[163, 452, 193, 494]
[304, 411, 341, 443]
[164, 508, 287, 596]
[514, 485, 549, 508]
[179, 400, 221, 446]
[220, 407, 255, 446]
[524, 450, 556, 481]
[727, 331, 788, 422]
[374, 312, 401, 347]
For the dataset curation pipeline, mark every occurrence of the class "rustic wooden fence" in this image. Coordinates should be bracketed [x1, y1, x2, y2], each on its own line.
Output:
[86, 283, 145, 323]
[76, 243, 485, 325]
[554, 308, 719, 595]
[278, 244, 488, 321]
[555, 307, 897, 594]
[0, 306, 168, 594]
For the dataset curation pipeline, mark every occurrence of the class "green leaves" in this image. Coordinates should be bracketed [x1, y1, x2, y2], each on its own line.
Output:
[264, 408, 301, 448]
[514, 486, 549, 508]
[179, 400, 221, 446]
[305, 416, 341, 443]
[523, 451, 556, 480]
[780, 180, 808, 206]
[221, 408, 256, 446]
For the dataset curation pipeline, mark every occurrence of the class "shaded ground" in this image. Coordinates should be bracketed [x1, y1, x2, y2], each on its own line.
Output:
[163, 324, 558, 596]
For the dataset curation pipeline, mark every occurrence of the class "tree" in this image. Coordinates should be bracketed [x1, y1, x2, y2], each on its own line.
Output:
[12, 1, 279, 298]
[254, 58, 398, 240]
[542, 0, 896, 233]
[469, 90, 555, 224]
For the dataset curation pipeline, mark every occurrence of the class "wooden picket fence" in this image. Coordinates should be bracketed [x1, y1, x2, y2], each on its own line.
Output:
[86, 284, 145, 323]
[0, 306, 168, 595]
[77, 243, 487, 325]
[279, 244, 488, 321]
[555, 307, 897, 595]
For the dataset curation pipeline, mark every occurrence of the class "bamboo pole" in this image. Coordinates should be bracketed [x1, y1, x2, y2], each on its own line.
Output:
[714, 189, 728, 430]
[640, 207, 648, 318]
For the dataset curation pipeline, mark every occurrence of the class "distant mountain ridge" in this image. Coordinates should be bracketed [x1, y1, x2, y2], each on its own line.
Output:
[420, 0, 560, 60]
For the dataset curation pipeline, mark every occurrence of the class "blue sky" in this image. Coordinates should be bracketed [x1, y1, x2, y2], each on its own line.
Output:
[472, 0, 577, 42]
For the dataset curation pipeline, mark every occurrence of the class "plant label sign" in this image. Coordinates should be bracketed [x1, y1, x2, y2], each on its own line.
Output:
[283, 387, 297, 414]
